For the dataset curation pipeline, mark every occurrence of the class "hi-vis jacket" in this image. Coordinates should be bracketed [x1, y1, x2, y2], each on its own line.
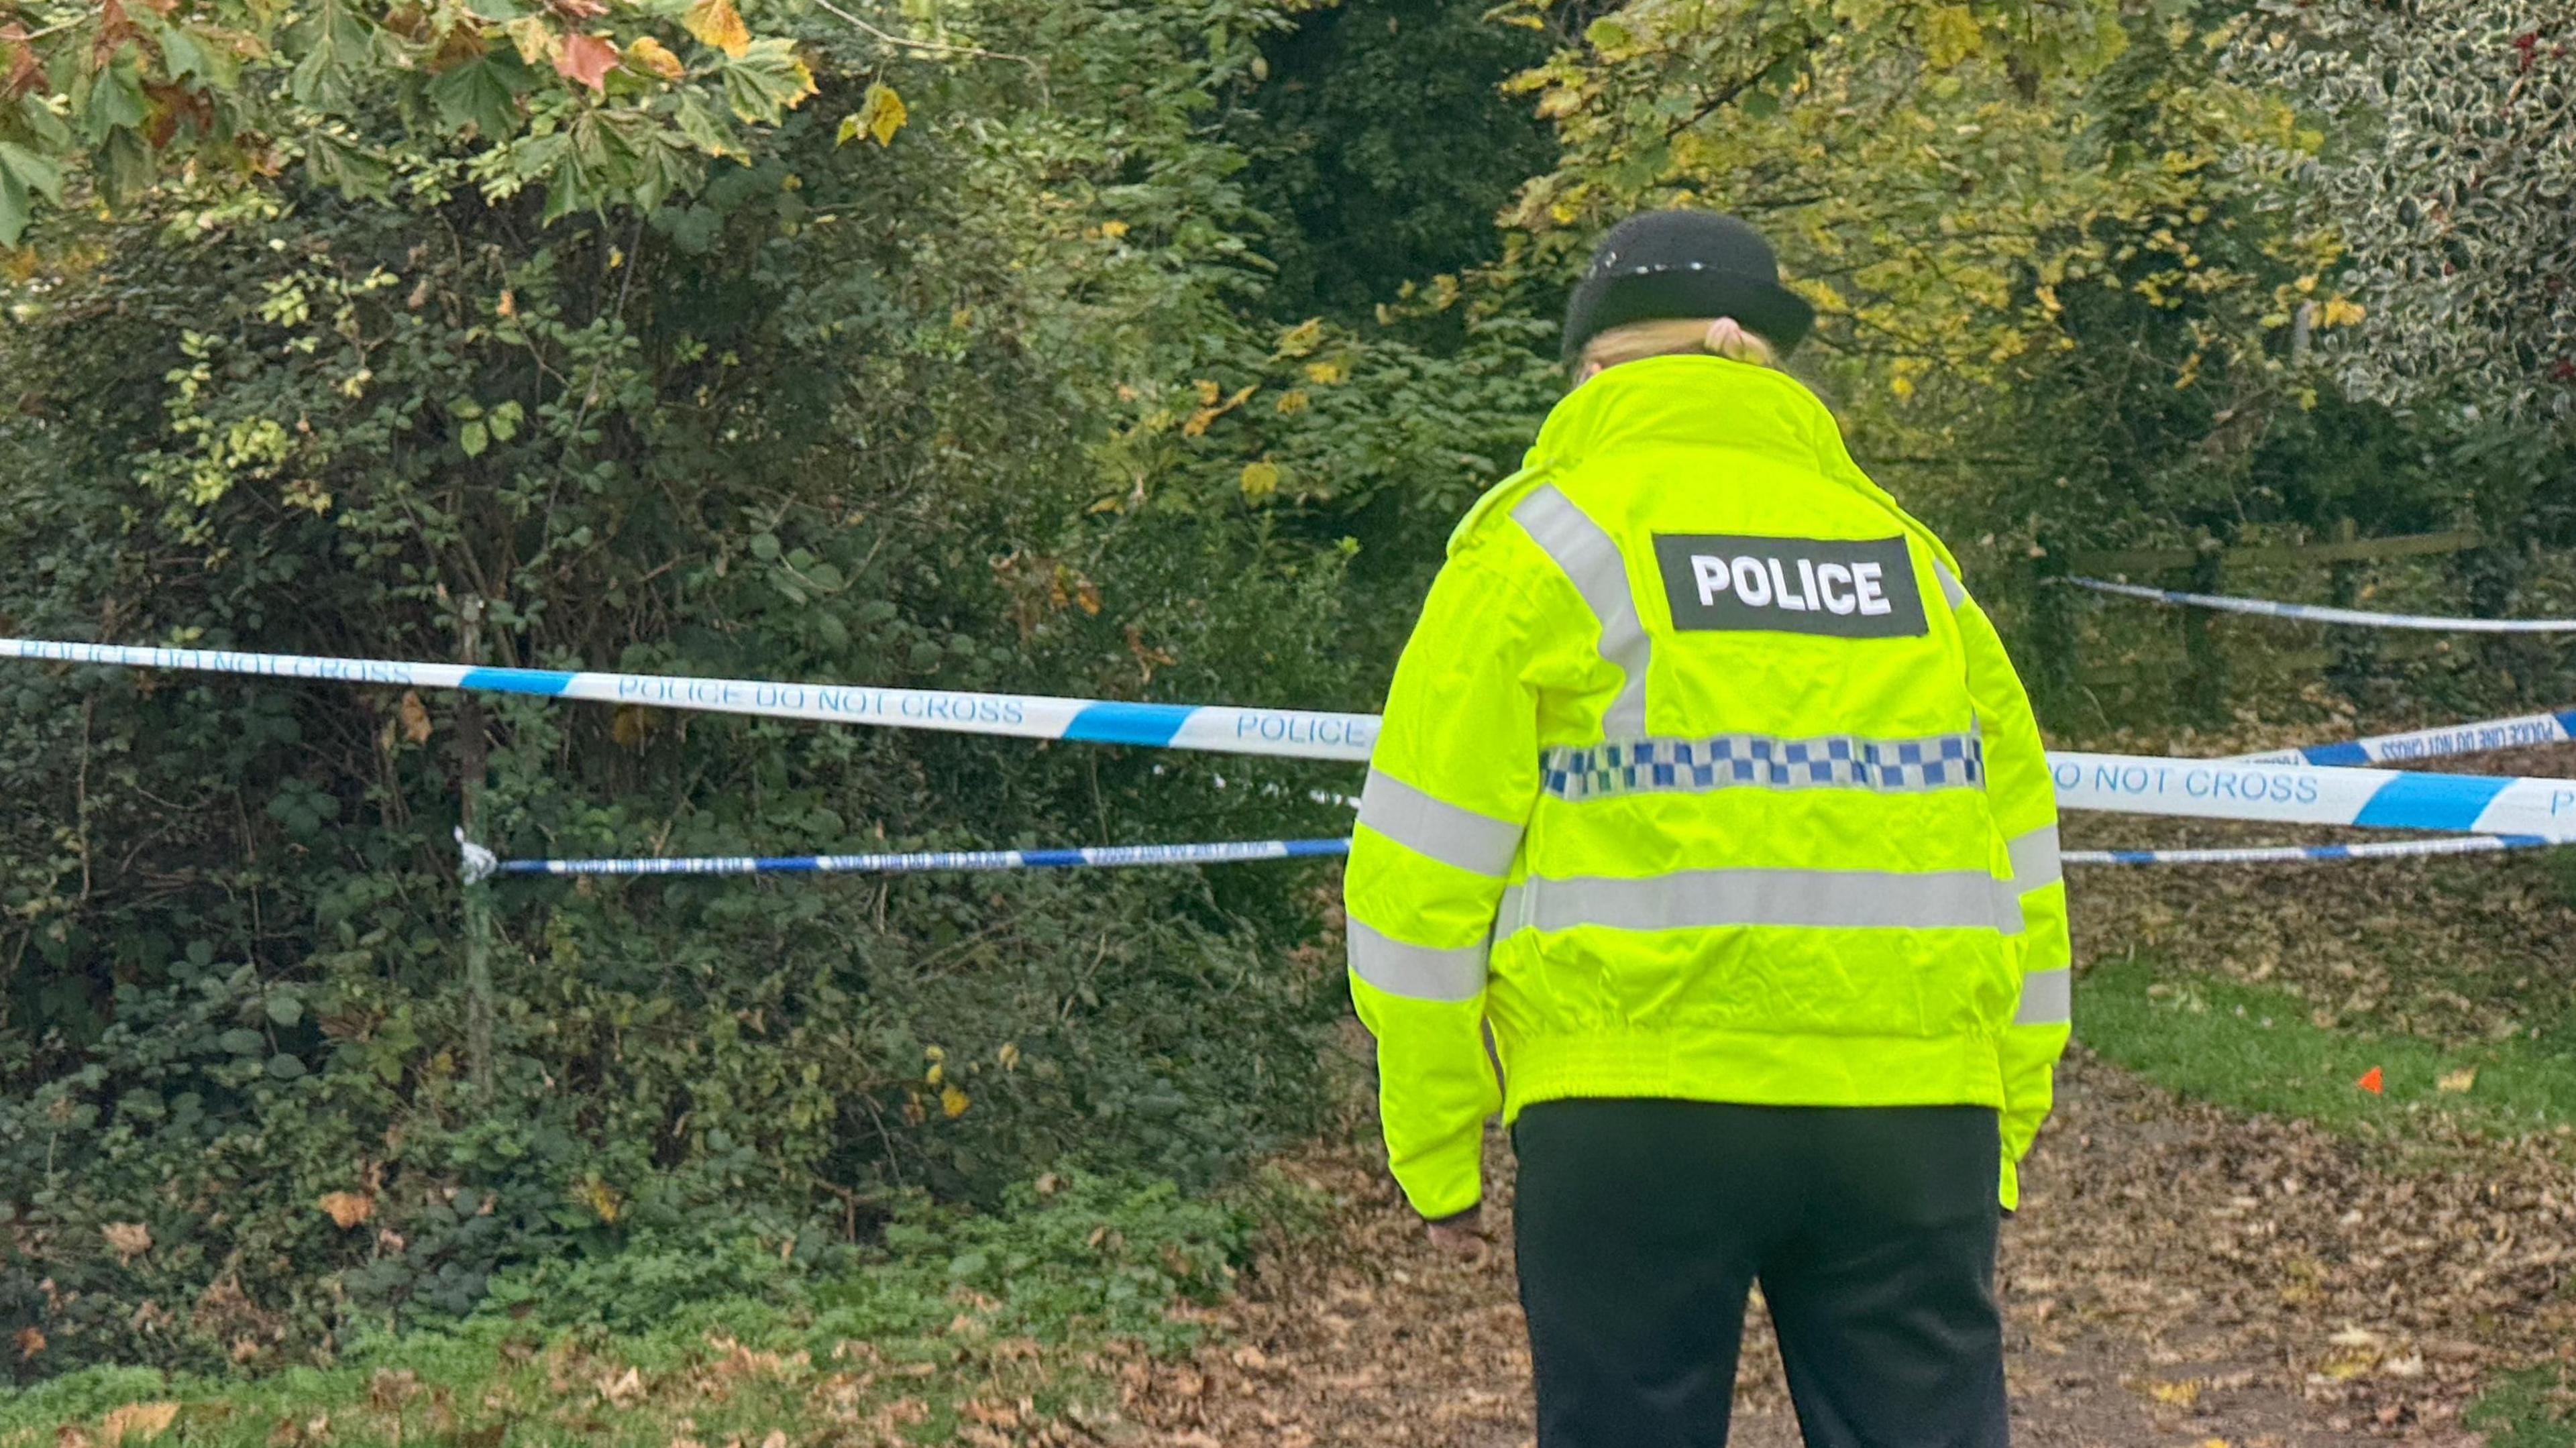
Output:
[1346, 354, 2072, 1220]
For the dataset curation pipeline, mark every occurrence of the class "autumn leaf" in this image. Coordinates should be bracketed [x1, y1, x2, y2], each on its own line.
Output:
[396, 689, 431, 744]
[940, 1084, 969, 1119]
[101, 1221, 152, 1262]
[99, 1402, 179, 1447]
[1239, 460, 1282, 502]
[554, 31, 619, 91]
[1921, 5, 1982, 67]
[855, 81, 906, 146]
[1274, 317, 1323, 357]
[609, 704, 653, 750]
[2318, 296, 2367, 327]
[501, 16, 561, 66]
[318, 1190, 374, 1228]
[1303, 358, 1348, 386]
[14, 1325, 42, 1359]
[682, 0, 749, 58]
[625, 35, 684, 80]
[2436, 1066, 2477, 1093]
[579, 1176, 623, 1223]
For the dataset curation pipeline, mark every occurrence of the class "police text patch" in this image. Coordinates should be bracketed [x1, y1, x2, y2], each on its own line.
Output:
[1652, 533, 1927, 638]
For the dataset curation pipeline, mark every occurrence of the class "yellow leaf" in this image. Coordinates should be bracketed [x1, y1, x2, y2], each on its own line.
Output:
[1303, 359, 1348, 386]
[1098, 219, 1129, 239]
[13, 1325, 41, 1360]
[610, 704, 653, 750]
[625, 35, 685, 80]
[501, 16, 561, 66]
[318, 1191, 374, 1229]
[924, 1062, 943, 1086]
[1275, 390, 1309, 415]
[997, 1042, 1020, 1070]
[100, 1403, 179, 1447]
[1275, 317, 1324, 358]
[1923, 5, 1982, 66]
[2319, 296, 2366, 327]
[857, 81, 906, 146]
[836, 114, 861, 146]
[2437, 1067, 2477, 1093]
[1239, 461, 1282, 502]
[682, 0, 750, 58]
[397, 689, 431, 745]
[101, 1222, 152, 1262]
[1193, 379, 1221, 405]
[940, 1084, 969, 1119]
[2144, 1378, 2204, 1406]
[580, 1178, 623, 1224]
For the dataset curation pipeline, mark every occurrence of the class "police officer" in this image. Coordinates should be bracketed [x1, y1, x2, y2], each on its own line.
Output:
[1344, 209, 2071, 1448]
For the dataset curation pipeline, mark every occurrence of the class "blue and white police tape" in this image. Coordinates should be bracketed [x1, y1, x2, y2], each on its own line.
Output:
[2070, 576, 2576, 632]
[2051, 750, 2576, 836]
[2232, 706, 2576, 767]
[17, 636, 2576, 836]
[462, 835, 1350, 885]
[0, 636, 1379, 763]
[2061, 833, 2559, 867]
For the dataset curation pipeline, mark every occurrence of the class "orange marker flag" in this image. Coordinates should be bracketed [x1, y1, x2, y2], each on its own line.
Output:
[2356, 1066, 2384, 1095]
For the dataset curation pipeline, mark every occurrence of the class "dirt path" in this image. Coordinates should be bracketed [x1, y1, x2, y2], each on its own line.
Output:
[1117, 1050, 2572, 1447]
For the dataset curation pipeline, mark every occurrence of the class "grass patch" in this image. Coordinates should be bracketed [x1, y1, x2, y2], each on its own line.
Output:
[0, 1170, 1330, 1448]
[2469, 1365, 2576, 1447]
[2076, 951, 2576, 1141]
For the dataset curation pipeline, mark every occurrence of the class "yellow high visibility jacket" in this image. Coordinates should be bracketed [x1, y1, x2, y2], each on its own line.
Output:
[1346, 354, 2071, 1220]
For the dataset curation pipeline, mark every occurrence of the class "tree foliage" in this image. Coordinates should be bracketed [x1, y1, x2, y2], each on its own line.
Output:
[0, 0, 845, 243]
[2233, 0, 2576, 419]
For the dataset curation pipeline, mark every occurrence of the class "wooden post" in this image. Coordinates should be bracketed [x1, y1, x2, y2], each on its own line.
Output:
[2181, 545, 2226, 724]
[2025, 532, 2078, 722]
[2324, 518, 2377, 702]
[456, 596, 494, 1101]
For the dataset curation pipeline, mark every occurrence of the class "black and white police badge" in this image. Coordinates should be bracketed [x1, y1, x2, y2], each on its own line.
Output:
[1651, 533, 1928, 639]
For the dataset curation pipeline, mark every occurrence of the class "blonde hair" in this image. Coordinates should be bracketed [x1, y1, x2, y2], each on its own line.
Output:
[1577, 316, 1778, 376]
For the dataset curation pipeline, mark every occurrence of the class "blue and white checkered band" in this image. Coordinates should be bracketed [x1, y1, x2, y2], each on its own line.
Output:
[1540, 731, 1986, 802]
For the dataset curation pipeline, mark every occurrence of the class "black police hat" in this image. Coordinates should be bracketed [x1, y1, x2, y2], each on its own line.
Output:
[1560, 210, 1816, 362]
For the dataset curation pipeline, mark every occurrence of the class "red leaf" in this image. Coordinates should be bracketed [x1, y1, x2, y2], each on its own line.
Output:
[2355, 1066, 2383, 1095]
[553, 30, 619, 91]
[0, 25, 38, 103]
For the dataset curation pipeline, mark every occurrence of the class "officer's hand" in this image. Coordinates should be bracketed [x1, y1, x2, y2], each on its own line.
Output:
[1423, 1205, 1487, 1259]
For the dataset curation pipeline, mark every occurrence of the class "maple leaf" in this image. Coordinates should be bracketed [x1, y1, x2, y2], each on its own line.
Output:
[554, 31, 619, 92]
[13, 1325, 42, 1359]
[101, 1221, 152, 1262]
[625, 35, 683, 80]
[682, 0, 749, 58]
[317, 1190, 374, 1228]
[941, 1084, 970, 1118]
[2436, 1066, 2477, 1093]
[1240, 460, 1282, 502]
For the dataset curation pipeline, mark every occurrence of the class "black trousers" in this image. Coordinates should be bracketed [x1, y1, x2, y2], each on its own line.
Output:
[1513, 1099, 2007, 1448]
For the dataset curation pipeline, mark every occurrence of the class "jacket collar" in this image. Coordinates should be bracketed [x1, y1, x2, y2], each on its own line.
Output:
[1526, 354, 1841, 474]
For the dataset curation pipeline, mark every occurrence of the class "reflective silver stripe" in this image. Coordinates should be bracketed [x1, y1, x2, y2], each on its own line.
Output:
[2014, 966, 2072, 1026]
[2008, 824, 2062, 891]
[1932, 559, 1968, 608]
[1542, 730, 1982, 801]
[1512, 485, 1650, 737]
[1347, 920, 1489, 1003]
[1499, 867, 2010, 934]
[1356, 767, 1523, 877]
